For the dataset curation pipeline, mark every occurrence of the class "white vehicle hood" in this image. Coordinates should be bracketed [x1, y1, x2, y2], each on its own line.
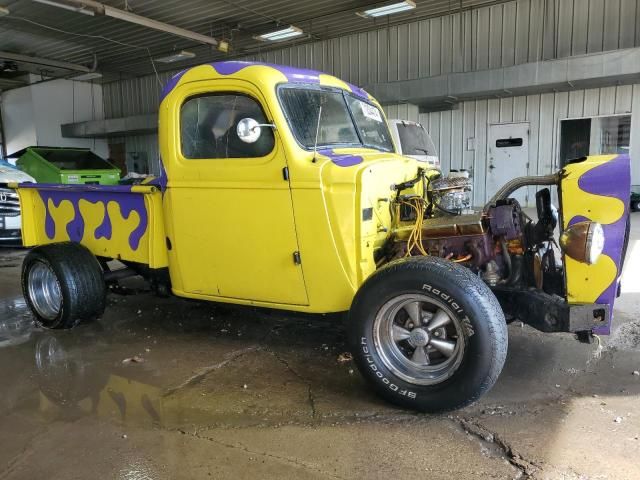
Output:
[0, 165, 35, 183]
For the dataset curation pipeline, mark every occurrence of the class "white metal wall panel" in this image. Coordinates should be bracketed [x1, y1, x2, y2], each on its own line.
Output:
[441, 15, 454, 75]
[502, 2, 517, 66]
[474, 99, 489, 202]
[417, 83, 640, 205]
[489, 5, 503, 69]
[619, 0, 637, 48]
[615, 84, 634, 112]
[557, 0, 574, 57]
[462, 101, 477, 171]
[526, 94, 541, 202]
[430, 18, 443, 76]
[588, 0, 606, 53]
[383, 104, 420, 122]
[604, 0, 622, 50]
[572, 0, 590, 54]
[599, 86, 617, 115]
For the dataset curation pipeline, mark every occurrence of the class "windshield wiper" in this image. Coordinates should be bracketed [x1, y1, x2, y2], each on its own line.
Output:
[414, 147, 432, 155]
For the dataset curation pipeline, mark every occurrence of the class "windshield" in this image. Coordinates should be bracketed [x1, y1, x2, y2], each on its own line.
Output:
[279, 87, 393, 152]
[396, 122, 437, 156]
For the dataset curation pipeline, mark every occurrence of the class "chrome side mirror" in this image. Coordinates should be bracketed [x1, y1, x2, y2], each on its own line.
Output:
[237, 118, 275, 144]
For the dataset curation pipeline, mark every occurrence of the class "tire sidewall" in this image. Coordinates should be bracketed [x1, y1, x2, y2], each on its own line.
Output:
[22, 243, 106, 329]
[22, 252, 68, 328]
[349, 259, 506, 411]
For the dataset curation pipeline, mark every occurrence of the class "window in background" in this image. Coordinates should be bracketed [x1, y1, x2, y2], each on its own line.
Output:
[559, 115, 631, 166]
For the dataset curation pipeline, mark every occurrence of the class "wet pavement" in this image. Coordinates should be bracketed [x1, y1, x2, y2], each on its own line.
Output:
[1, 216, 640, 479]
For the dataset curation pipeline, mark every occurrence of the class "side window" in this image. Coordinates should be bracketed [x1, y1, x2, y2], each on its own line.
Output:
[180, 94, 275, 159]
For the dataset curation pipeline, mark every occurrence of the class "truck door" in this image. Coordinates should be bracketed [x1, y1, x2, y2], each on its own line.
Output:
[163, 80, 308, 305]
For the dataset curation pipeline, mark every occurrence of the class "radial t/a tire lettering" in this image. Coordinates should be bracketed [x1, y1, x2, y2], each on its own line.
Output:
[348, 256, 508, 413]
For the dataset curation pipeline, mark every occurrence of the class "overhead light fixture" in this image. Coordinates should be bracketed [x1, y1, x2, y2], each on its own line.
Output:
[0, 6, 9, 16]
[72, 71, 102, 81]
[154, 50, 196, 63]
[217, 40, 229, 53]
[254, 25, 303, 42]
[32, 0, 95, 16]
[357, 0, 416, 18]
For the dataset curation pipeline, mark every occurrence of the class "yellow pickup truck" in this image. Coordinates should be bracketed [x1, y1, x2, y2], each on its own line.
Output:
[13, 61, 630, 412]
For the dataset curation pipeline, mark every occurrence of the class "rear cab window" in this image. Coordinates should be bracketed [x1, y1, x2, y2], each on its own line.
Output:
[180, 94, 274, 159]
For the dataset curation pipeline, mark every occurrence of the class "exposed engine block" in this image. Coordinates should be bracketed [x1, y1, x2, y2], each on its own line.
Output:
[430, 171, 472, 213]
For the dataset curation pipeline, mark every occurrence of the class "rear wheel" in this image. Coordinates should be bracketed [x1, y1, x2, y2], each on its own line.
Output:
[348, 256, 508, 412]
[22, 242, 106, 329]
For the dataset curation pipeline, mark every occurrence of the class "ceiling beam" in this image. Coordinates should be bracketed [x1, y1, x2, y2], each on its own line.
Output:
[0, 51, 92, 72]
[65, 0, 219, 46]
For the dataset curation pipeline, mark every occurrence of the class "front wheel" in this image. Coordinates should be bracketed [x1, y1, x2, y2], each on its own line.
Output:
[348, 257, 508, 412]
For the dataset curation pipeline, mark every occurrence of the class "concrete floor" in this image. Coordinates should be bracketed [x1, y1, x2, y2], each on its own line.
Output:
[1, 216, 640, 480]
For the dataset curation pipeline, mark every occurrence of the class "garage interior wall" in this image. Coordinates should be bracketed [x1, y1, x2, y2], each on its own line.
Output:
[2, 78, 108, 158]
[407, 84, 638, 204]
[101, 0, 640, 198]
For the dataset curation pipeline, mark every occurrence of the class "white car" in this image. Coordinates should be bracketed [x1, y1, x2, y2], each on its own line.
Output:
[388, 119, 440, 168]
[0, 161, 35, 244]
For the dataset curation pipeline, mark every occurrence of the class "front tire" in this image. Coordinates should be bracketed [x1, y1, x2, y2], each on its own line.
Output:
[22, 242, 106, 329]
[348, 257, 508, 413]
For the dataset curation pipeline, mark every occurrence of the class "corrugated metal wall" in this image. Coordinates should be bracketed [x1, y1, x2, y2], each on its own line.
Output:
[102, 0, 640, 189]
[411, 83, 640, 204]
[103, 0, 640, 117]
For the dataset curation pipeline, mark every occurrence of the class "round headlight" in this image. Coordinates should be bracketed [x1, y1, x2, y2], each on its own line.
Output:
[559, 221, 605, 265]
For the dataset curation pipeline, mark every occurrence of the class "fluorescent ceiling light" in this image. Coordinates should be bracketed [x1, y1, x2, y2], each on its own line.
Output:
[72, 71, 102, 81]
[254, 26, 303, 42]
[154, 50, 196, 63]
[358, 0, 416, 18]
[32, 0, 95, 16]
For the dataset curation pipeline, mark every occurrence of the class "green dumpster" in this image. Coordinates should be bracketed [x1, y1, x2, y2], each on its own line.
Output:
[14, 146, 120, 185]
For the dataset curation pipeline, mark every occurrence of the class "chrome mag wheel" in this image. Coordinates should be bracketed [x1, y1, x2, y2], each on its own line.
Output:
[373, 293, 466, 386]
[28, 261, 62, 320]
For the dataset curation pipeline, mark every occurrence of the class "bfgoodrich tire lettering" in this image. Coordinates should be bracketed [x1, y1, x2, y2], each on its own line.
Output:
[348, 256, 508, 413]
[22, 242, 106, 329]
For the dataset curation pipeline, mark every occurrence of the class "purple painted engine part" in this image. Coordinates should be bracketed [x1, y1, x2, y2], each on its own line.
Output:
[489, 204, 523, 240]
[418, 232, 495, 267]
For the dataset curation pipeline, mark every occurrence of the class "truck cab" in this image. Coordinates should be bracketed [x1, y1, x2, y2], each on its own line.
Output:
[13, 62, 631, 413]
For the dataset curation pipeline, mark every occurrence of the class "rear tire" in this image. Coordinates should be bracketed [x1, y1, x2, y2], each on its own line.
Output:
[348, 256, 508, 413]
[22, 242, 106, 329]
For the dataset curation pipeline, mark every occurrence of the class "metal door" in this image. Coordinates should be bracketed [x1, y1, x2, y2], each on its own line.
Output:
[487, 123, 530, 206]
